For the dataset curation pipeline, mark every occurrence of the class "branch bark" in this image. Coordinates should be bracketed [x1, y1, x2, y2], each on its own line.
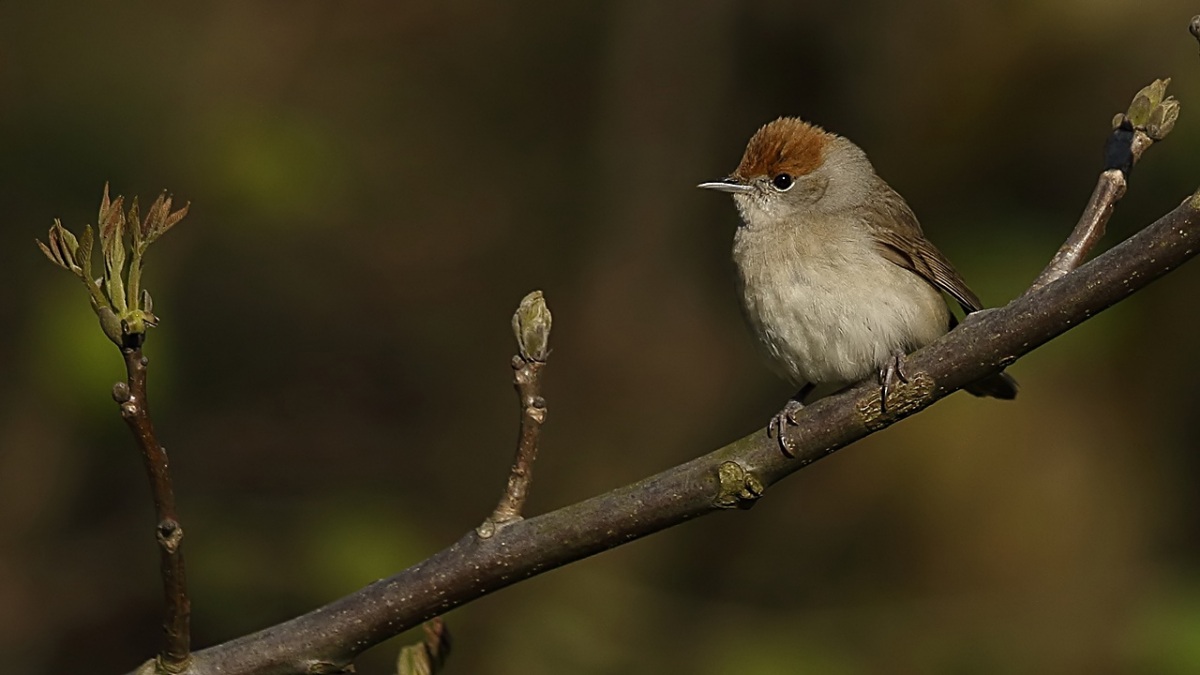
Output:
[129, 191, 1200, 674]
[114, 348, 191, 673]
[483, 355, 547, 528]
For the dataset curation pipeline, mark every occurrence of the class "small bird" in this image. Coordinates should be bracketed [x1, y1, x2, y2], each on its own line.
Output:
[699, 117, 1016, 455]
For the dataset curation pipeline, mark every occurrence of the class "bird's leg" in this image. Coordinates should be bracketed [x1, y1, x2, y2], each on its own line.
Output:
[768, 383, 815, 458]
[878, 349, 910, 414]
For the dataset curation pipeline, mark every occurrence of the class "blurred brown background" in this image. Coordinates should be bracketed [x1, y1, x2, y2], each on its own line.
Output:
[3, 2, 1200, 673]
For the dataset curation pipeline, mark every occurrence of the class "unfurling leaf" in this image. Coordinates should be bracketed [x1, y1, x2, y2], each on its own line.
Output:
[78, 225, 94, 278]
[37, 184, 190, 348]
[98, 182, 112, 224]
[99, 194, 124, 247]
[36, 238, 60, 268]
[143, 192, 169, 242]
[137, 289, 159, 329]
[38, 228, 66, 269]
[104, 248, 127, 313]
[99, 192, 128, 313]
[1146, 98, 1180, 140]
[56, 222, 80, 262]
[143, 192, 189, 245]
[396, 619, 450, 675]
[37, 220, 86, 273]
[127, 196, 142, 250]
[99, 194, 126, 297]
[396, 646, 431, 675]
[96, 305, 124, 347]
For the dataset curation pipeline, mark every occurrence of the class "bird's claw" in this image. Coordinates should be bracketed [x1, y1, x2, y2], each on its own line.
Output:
[878, 350, 910, 414]
[768, 399, 805, 458]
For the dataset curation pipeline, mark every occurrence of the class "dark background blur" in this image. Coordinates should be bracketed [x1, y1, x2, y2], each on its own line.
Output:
[3, 2, 1200, 673]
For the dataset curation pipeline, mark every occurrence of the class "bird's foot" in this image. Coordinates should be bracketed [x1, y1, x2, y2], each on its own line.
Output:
[768, 399, 805, 458]
[878, 350, 910, 414]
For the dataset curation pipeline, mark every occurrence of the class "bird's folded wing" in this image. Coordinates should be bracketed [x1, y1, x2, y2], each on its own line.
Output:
[865, 184, 983, 314]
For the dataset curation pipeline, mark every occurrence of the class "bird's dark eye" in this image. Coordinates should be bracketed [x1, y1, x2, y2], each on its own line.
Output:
[771, 173, 794, 191]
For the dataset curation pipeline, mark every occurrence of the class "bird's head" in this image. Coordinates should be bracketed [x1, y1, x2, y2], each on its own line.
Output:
[699, 117, 875, 229]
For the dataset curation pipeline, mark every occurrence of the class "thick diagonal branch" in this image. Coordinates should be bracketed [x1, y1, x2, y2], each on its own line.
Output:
[143, 195, 1200, 675]
[114, 348, 190, 672]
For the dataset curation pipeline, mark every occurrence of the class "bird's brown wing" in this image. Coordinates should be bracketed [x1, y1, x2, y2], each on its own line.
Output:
[864, 183, 1018, 400]
[864, 183, 983, 314]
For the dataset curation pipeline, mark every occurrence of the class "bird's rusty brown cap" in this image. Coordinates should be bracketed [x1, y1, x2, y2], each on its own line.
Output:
[732, 117, 831, 181]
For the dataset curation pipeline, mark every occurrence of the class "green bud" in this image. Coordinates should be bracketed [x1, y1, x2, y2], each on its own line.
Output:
[1127, 78, 1171, 127]
[511, 290, 552, 362]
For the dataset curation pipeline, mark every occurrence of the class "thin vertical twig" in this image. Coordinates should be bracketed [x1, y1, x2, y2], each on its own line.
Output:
[113, 347, 190, 672]
[488, 356, 547, 525]
[1029, 78, 1178, 291]
[1029, 169, 1127, 291]
[481, 292, 552, 532]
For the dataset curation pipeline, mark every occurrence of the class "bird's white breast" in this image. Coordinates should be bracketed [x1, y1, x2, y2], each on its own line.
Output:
[733, 218, 950, 388]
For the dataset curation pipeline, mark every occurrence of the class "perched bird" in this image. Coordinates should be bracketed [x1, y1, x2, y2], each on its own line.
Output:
[699, 117, 1016, 455]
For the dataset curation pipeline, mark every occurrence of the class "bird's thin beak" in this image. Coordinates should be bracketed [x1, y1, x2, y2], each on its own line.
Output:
[697, 178, 753, 194]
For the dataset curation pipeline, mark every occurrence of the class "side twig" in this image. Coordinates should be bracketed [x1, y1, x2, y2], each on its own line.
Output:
[483, 291, 552, 532]
[114, 348, 191, 672]
[1030, 78, 1178, 290]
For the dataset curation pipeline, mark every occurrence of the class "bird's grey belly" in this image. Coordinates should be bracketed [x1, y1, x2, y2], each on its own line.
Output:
[739, 255, 950, 388]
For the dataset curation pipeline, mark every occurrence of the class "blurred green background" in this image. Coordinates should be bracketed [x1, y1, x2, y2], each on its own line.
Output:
[3, 2, 1200, 673]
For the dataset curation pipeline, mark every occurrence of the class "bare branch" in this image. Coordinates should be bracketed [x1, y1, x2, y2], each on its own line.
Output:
[114, 349, 191, 672]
